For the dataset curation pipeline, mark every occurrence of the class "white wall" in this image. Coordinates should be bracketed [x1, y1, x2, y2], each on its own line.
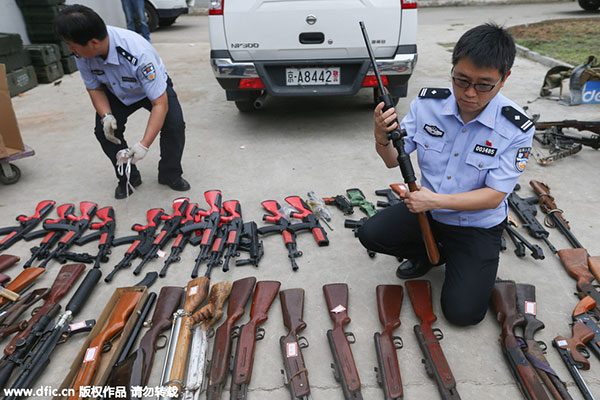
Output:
[0, 0, 127, 44]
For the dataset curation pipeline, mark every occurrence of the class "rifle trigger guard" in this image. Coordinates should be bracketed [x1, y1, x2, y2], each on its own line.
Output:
[393, 336, 403, 349]
[345, 331, 356, 344]
[31, 306, 41, 317]
[432, 328, 444, 341]
[208, 327, 215, 338]
[537, 340, 547, 352]
[256, 327, 265, 341]
[102, 341, 113, 353]
[231, 326, 240, 339]
[156, 334, 168, 350]
[578, 346, 590, 359]
[298, 336, 309, 349]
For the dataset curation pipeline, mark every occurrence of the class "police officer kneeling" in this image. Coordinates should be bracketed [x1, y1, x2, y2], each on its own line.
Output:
[55, 5, 190, 199]
[359, 23, 535, 326]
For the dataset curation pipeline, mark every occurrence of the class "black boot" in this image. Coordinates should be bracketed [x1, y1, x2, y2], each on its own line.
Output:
[115, 175, 142, 199]
[396, 258, 433, 279]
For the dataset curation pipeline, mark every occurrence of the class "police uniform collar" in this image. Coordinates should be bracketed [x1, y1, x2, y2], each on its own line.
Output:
[103, 27, 120, 66]
[472, 93, 500, 130]
[440, 90, 459, 117]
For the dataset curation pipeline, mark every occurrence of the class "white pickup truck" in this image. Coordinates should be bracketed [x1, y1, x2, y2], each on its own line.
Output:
[208, 0, 418, 111]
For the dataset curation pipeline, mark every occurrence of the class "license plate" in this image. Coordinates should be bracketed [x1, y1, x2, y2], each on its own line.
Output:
[285, 67, 341, 86]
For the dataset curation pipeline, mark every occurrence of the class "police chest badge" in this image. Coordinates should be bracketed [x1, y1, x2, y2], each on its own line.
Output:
[141, 63, 156, 81]
[424, 124, 444, 137]
[515, 147, 531, 172]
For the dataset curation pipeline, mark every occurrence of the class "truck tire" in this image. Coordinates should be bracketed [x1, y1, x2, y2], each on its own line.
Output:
[159, 17, 178, 27]
[144, 1, 160, 31]
[578, 0, 600, 10]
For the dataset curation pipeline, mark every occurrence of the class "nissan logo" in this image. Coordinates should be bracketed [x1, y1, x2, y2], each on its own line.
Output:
[306, 15, 317, 25]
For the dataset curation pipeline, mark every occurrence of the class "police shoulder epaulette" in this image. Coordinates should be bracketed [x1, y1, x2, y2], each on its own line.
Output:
[116, 46, 138, 66]
[501, 106, 534, 132]
[418, 88, 451, 99]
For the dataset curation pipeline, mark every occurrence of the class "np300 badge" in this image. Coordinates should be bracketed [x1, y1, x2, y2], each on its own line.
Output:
[230, 43, 260, 49]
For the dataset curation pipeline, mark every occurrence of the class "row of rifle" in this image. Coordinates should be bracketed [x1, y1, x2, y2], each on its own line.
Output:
[494, 179, 600, 400]
[529, 118, 600, 165]
[491, 279, 600, 400]
[0, 274, 459, 400]
[0, 190, 335, 280]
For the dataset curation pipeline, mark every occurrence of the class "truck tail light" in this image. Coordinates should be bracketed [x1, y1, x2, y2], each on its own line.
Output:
[362, 75, 388, 87]
[209, 0, 223, 15]
[239, 78, 264, 89]
[401, 0, 417, 9]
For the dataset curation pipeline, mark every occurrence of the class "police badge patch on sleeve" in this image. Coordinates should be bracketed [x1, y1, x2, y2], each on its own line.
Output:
[515, 147, 531, 172]
[141, 63, 156, 81]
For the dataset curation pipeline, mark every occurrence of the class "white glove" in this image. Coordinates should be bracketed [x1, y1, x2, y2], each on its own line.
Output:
[127, 142, 149, 164]
[102, 113, 120, 145]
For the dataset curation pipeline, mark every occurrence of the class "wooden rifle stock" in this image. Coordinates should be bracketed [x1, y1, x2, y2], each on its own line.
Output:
[557, 248, 600, 310]
[323, 283, 362, 399]
[554, 321, 595, 371]
[231, 281, 281, 389]
[405, 280, 459, 399]
[167, 277, 210, 395]
[0, 255, 20, 272]
[206, 276, 256, 400]
[374, 285, 403, 400]
[516, 284, 573, 400]
[279, 288, 310, 398]
[5, 264, 85, 355]
[137, 286, 184, 386]
[0, 267, 44, 307]
[192, 281, 233, 326]
[529, 180, 572, 229]
[69, 291, 143, 399]
[491, 280, 550, 400]
[389, 184, 440, 265]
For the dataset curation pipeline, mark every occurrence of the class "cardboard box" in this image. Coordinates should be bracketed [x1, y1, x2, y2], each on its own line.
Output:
[55, 286, 148, 400]
[0, 64, 25, 159]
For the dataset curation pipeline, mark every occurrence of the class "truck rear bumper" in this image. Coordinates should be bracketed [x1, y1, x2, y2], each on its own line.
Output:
[210, 47, 417, 97]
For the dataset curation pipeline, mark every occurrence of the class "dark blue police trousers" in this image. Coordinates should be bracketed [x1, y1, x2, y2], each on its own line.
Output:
[358, 202, 506, 326]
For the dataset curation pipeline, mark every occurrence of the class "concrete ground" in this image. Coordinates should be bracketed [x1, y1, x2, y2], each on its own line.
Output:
[1, 2, 599, 399]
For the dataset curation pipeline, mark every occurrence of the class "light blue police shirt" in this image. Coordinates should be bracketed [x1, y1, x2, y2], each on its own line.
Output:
[400, 89, 534, 229]
[75, 26, 168, 106]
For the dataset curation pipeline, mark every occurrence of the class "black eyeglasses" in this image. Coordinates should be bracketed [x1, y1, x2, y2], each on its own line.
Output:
[451, 71, 503, 93]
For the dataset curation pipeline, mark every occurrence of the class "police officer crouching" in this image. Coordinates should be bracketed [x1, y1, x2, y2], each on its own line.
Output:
[55, 4, 190, 199]
[359, 23, 535, 326]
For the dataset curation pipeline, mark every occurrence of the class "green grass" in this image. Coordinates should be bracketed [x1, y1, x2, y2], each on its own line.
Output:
[508, 18, 600, 66]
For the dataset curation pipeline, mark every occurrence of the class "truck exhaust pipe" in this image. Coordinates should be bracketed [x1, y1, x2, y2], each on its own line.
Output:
[253, 93, 267, 109]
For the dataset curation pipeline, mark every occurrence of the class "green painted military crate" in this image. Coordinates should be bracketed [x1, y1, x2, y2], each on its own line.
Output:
[20, 5, 65, 23]
[33, 60, 63, 83]
[61, 55, 77, 74]
[25, 44, 60, 66]
[57, 41, 72, 57]
[27, 24, 60, 43]
[7, 65, 37, 97]
[16, 0, 65, 6]
[0, 33, 23, 56]
[0, 51, 31, 73]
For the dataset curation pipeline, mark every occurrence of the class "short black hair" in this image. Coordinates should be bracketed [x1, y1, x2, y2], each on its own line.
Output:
[452, 23, 516, 77]
[55, 4, 107, 45]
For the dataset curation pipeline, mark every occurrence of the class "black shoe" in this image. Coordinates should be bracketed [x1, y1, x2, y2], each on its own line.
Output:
[115, 175, 142, 199]
[396, 258, 433, 279]
[158, 176, 190, 191]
